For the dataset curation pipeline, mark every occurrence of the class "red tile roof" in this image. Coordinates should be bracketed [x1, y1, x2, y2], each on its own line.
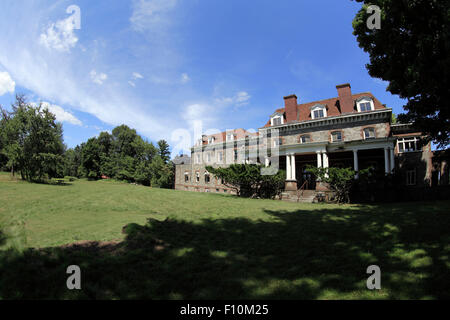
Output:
[263, 92, 386, 128]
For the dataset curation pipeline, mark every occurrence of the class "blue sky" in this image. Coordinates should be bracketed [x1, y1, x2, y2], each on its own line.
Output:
[0, 0, 405, 156]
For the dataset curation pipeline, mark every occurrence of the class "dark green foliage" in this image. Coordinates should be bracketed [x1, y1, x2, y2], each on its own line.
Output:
[157, 140, 170, 164]
[352, 0, 450, 148]
[75, 125, 173, 187]
[306, 166, 373, 203]
[1, 96, 174, 187]
[206, 164, 286, 199]
[0, 95, 64, 181]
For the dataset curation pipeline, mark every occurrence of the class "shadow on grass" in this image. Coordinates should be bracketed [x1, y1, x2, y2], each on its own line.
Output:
[0, 203, 449, 300]
[0, 229, 7, 247]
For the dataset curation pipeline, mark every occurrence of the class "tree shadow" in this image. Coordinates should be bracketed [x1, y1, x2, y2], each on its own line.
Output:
[0, 229, 7, 247]
[0, 203, 449, 299]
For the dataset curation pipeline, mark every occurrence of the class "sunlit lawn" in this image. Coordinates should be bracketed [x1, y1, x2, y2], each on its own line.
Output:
[0, 172, 449, 299]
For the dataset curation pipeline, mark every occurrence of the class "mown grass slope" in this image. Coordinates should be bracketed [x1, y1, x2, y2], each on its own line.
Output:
[0, 172, 449, 299]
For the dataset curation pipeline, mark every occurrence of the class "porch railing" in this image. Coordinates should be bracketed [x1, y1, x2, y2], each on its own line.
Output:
[297, 180, 308, 202]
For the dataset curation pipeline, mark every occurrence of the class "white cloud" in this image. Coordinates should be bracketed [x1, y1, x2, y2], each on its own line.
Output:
[90, 70, 108, 85]
[215, 91, 251, 107]
[128, 80, 136, 87]
[235, 91, 251, 106]
[180, 73, 190, 84]
[133, 72, 144, 79]
[0, 71, 15, 96]
[39, 16, 78, 52]
[40, 102, 83, 126]
[130, 0, 177, 32]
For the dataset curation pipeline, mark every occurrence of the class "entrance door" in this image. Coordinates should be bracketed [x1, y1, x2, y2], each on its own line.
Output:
[299, 165, 316, 190]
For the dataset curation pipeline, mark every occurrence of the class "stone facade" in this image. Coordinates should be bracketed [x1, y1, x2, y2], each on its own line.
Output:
[175, 83, 434, 196]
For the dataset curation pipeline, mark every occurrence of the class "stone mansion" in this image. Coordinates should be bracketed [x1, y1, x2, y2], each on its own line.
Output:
[175, 83, 435, 197]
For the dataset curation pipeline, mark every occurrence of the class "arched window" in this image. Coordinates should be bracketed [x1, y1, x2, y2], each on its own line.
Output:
[204, 172, 210, 183]
[363, 127, 376, 140]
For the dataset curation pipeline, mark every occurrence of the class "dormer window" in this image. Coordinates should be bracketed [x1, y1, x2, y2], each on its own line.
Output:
[311, 104, 327, 119]
[331, 131, 342, 142]
[363, 127, 376, 140]
[226, 133, 234, 141]
[208, 136, 215, 144]
[270, 113, 284, 126]
[356, 97, 375, 112]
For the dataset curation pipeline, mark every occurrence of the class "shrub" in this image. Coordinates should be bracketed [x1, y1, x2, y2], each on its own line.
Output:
[206, 164, 286, 199]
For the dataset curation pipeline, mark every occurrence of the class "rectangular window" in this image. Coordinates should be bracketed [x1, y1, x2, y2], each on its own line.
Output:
[272, 117, 282, 126]
[184, 174, 189, 182]
[397, 137, 418, 153]
[196, 173, 200, 182]
[234, 150, 238, 161]
[406, 170, 416, 185]
[364, 128, 376, 139]
[332, 131, 342, 142]
[360, 102, 372, 112]
[217, 152, 223, 162]
[205, 174, 210, 183]
[300, 135, 311, 144]
[196, 154, 201, 164]
[227, 134, 234, 141]
[313, 109, 324, 119]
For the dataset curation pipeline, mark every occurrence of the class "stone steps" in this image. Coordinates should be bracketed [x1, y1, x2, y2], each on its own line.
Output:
[281, 190, 318, 203]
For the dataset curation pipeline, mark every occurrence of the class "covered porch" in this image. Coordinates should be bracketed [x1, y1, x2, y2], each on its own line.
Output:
[275, 139, 396, 192]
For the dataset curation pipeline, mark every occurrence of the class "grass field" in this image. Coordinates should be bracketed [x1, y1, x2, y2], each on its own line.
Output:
[0, 172, 449, 299]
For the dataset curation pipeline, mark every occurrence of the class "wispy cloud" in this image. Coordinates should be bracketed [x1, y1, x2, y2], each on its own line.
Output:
[133, 72, 144, 80]
[180, 73, 190, 84]
[215, 91, 251, 107]
[0, 71, 15, 96]
[90, 70, 108, 85]
[130, 0, 177, 33]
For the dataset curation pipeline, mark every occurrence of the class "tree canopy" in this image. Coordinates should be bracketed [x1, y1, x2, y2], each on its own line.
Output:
[352, 0, 450, 148]
[0, 95, 65, 181]
[1, 95, 174, 188]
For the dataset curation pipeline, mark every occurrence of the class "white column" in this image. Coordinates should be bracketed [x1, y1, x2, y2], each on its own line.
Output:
[322, 152, 329, 178]
[317, 152, 322, 168]
[322, 152, 329, 168]
[265, 157, 270, 167]
[291, 154, 296, 181]
[384, 147, 390, 174]
[286, 154, 291, 180]
[353, 150, 359, 179]
[390, 147, 395, 173]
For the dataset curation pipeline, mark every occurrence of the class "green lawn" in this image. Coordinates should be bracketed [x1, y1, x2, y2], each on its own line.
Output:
[0, 172, 449, 299]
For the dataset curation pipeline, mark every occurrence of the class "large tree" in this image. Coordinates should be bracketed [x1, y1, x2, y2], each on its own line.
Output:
[352, 0, 450, 147]
[0, 96, 65, 181]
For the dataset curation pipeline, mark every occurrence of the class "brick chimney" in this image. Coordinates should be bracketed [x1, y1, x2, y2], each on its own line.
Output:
[336, 83, 354, 114]
[284, 94, 298, 123]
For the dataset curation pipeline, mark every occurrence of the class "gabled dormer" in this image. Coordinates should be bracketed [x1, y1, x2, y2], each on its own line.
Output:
[310, 104, 327, 119]
[270, 111, 285, 126]
[355, 96, 375, 112]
